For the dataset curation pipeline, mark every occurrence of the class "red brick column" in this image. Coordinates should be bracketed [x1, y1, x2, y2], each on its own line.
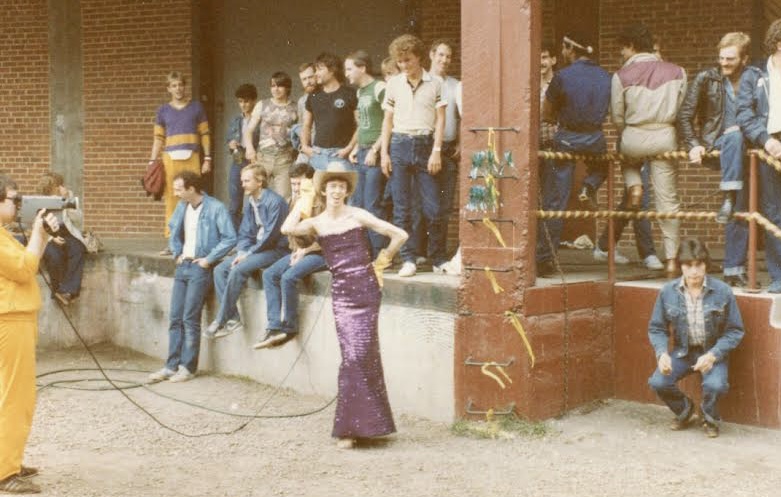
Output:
[455, 0, 541, 419]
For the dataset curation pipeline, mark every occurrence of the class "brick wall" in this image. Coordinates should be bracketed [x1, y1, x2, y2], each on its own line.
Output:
[81, 0, 193, 237]
[0, 1, 50, 191]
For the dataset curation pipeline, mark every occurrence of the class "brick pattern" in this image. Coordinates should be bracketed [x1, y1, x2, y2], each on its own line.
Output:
[81, 0, 193, 237]
[0, 1, 50, 191]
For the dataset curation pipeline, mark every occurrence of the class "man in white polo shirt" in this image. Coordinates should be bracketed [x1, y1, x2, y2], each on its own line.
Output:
[380, 34, 447, 277]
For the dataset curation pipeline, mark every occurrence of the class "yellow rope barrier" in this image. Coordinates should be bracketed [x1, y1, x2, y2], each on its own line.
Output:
[536, 209, 719, 221]
[537, 150, 721, 162]
[504, 311, 535, 369]
[480, 363, 513, 389]
[484, 267, 505, 294]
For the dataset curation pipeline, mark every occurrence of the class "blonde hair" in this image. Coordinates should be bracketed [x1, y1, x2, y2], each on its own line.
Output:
[389, 34, 426, 61]
[241, 164, 268, 188]
[38, 171, 64, 195]
[166, 71, 186, 86]
[381, 57, 399, 77]
[718, 32, 751, 57]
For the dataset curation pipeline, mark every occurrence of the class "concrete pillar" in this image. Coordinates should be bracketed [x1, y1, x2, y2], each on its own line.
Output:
[455, 0, 541, 419]
[48, 0, 83, 198]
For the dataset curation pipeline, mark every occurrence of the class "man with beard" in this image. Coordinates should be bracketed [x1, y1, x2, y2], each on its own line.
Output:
[678, 32, 756, 287]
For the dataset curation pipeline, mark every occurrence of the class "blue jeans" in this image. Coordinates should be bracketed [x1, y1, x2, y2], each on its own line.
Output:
[355, 146, 388, 255]
[389, 133, 446, 266]
[43, 231, 86, 295]
[716, 130, 745, 191]
[759, 161, 781, 284]
[597, 164, 657, 259]
[262, 252, 328, 334]
[213, 249, 288, 325]
[724, 177, 748, 276]
[648, 347, 730, 425]
[166, 261, 212, 373]
[228, 162, 245, 230]
[309, 147, 353, 172]
[537, 129, 606, 263]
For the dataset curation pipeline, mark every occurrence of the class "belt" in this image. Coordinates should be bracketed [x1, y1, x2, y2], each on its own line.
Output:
[393, 130, 433, 137]
[561, 124, 602, 133]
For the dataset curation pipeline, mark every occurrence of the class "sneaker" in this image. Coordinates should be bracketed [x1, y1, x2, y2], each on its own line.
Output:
[168, 365, 194, 383]
[643, 255, 664, 271]
[253, 330, 296, 349]
[398, 261, 417, 277]
[0, 474, 41, 494]
[578, 184, 598, 210]
[593, 246, 629, 265]
[147, 367, 176, 383]
[17, 466, 38, 480]
[158, 247, 173, 257]
[724, 273, 748, 288]
[415, 256, 427, 266]
[216, 319, 243, 338]
[203, 320, 223, 339]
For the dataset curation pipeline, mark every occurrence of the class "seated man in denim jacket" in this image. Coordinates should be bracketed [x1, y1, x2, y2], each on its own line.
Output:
[647, 238, 744, 438]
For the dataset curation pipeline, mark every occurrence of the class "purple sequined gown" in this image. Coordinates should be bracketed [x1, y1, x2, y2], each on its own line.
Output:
[318, 227, 396, 438]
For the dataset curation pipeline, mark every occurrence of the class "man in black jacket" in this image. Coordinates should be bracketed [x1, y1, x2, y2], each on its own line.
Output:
[677, 32, 757, 287]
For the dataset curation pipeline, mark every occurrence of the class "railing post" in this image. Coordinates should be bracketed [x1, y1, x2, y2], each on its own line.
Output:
[748, 151, 758, 291]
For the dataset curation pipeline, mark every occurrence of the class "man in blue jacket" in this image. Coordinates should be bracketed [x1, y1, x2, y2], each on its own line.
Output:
[737, 19, 781, 293]
[206, 164, 289, 338]
[148, 171, 237, 383]
[647, 238, 744, 438]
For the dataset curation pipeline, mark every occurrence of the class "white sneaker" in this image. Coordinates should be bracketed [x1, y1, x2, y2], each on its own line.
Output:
[148, 367, 176, 383]
[644, 255, 664, 270]
[593, 246, 629, 265]
[168, 365, 195, 383]
[415, 256, 427, 266]
[217, 319, 243, 338]
[398, 262, 417, 277]
[203, 320, 222, 339]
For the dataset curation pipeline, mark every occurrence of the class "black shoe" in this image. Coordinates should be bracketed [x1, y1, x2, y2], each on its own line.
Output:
[536, 260, 556, 278]
[253, 330, 296, 350]
[578, 185, 598, 210]
[724, 273, 748, 288]
[716, 192, 735, 224]
[703, 421, 720, 438]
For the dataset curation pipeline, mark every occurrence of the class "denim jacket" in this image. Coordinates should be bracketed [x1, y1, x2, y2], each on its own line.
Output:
[227, 114, 260, 151]
[648, 276, 744, 361]
[737, 62, 770, 148]
[168, 194, 237, 265]
[237, 188, 289, 255]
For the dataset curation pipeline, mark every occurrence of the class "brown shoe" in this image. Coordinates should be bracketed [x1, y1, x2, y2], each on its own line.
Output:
[665, 259, 679, 279]
[669, 404, 697, 431]
[18, 466, 38, 480]
[0, 474, 41, 493]
[703, 421, 720, 438]
[627, 185, 643, 210]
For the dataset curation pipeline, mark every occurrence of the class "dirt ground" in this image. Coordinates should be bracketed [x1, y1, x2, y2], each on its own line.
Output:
[22, 345, 781, 497]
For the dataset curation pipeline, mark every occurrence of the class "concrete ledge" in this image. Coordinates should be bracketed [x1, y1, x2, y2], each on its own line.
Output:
[38, 241, 458, 423]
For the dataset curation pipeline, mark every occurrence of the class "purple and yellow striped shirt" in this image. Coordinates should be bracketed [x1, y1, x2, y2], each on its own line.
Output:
[154, 101, 211, 154]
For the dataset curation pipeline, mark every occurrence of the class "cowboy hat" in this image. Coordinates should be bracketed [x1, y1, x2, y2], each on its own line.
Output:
[312, 162, 358, 197]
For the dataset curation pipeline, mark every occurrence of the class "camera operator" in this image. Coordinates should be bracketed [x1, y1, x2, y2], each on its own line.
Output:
[38, 172, 86, 306]
[0, 174, 58, 494]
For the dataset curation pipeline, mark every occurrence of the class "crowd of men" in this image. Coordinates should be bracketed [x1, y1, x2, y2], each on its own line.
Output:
[146, 34, 461, 384]
[538, 20, 781, 295]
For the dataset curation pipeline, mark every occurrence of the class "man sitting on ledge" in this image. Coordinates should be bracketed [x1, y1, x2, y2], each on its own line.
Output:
[205, 164, 289, 339]
[647, 238, 744, 438]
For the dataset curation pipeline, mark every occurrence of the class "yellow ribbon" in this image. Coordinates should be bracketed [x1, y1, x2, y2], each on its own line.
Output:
[504, 311, 535, 369]
[484, 267, 504, 294]
[482, 217, 507, 247]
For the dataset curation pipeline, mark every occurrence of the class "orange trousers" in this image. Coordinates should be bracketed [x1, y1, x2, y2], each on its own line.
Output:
[0, 314, 37, 481]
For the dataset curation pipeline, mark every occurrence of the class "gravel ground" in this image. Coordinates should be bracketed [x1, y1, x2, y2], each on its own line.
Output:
[21, 345, 781, 497]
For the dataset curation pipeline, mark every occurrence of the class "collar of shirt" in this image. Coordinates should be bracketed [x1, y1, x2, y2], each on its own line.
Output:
[622, 52, 659, 68]
[677, 276, 709, 294]
[406, 70, 433, 93]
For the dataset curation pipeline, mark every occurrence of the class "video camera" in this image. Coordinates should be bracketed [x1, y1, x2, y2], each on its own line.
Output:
[16, 195, 79, 231]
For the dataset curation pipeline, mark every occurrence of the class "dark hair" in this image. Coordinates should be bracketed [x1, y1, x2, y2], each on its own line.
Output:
[315, 52, 344, 82]
[676, 238, 711, 268]
[346, 49, 373, 74]
[173, 171, 202, 193]
[290, 162, 315, 179]
[298, 62, 315, 74]
[389, 34, 427, 61]
[617, 22, 654, 54]
[429, 39, 454, 55]
[541, 43, 557, 57]
[0, 174, 18, 201]
[562, 30, 596, 57]
[270, 71, 293, 90]
[235, 83, 258, 101]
